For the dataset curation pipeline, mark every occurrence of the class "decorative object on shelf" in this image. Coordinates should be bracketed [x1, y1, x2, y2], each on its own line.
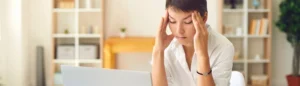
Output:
[56, 45, 75, 59]
[64, 29, 69, 34]
[251, 75, 268, 86]
[224, 25, 234, 35]
[252, 0, 260, 9]
[120, 27, 127, 38]
[234, 51, 240, 60]
[224, 0, 243, 9]
[276, 0, 300, 85]
[93, 25, 99, 34]
[85, 0, 92, 9]
[254, 54, 261, 60]
[58, 0, 74, 8]
[87, 25, 93, 34]
[236, 27, 243, 36]
[79, 45, 98, 59]
[80, 26, 87, 34]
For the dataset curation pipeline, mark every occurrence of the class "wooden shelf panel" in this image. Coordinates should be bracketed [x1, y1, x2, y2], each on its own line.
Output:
[247, 59, 270, 63]
[78, 59, 102, 63]
[78, 34, 101, 38]
[53, 34, 75, 38]
[233, 60, 244, 63]
[78, 9, 102, 12]
[247, 35, 270, 38]
[248, 9, 270, 13]
[224, 35, 246, 38]
[53, 9, 76, 12]
[223, 9, 244, 12]
[54, 59, 76, 64]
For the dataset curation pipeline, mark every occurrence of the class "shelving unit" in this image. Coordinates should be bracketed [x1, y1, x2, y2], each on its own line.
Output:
[51, 0, 105, 86]
[218, 0, 272, 86]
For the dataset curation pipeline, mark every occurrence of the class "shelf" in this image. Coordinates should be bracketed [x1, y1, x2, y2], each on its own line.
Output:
[78, 59, 102, 63]
[223, 9, 244, 12]
[224, 35, 245, 38]
[54, 59, 76, 64]
[247, 35, 270, 38]
[78, 34, 101, 38]
[248, 9, 270, 13]
[78, 9, 102, 12]
[53, 9, 75, 12]
[233, 60, 244, 63]
[248, 59, 270, 63]
[53, 34, 75, 38]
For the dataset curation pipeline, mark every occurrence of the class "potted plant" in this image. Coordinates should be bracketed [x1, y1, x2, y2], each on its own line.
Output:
[276, 0, 300, 86]
[120, 27, 126, 38]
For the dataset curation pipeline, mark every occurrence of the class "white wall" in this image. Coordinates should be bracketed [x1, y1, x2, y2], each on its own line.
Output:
[0, 0, 29, 86]
[26, 0, 53, 85]
[271, 0, 293, 86]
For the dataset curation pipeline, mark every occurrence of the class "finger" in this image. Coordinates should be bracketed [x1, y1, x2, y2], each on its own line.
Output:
[192, 12, 200, 33]
[162, 11, 169, 31]
[198, 12, 208, 33]
[158, 17, 165, 34]
[196, 11, 206, 33]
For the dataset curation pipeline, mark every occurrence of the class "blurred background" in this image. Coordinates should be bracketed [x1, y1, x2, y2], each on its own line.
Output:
[0, 0, 299, 86]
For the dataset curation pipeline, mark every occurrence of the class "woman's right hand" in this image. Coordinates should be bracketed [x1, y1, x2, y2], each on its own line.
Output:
[153, 11, 174, 52]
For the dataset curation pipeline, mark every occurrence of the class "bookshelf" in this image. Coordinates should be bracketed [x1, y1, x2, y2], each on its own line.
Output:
[51, 0, 105, 86]
[218, 0, 272, 86]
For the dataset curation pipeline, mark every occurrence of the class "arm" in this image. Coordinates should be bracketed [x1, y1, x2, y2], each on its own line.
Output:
[152, 50, 168, 86]
[192, 11, 215, 86]
[152, 11, 174, 86]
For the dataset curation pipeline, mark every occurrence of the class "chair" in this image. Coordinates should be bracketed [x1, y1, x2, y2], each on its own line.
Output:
[230, 71, 245, 86]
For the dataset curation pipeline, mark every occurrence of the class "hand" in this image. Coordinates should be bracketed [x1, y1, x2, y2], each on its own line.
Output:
[192, 11, 209, 57]
[153, 11, 174, 52]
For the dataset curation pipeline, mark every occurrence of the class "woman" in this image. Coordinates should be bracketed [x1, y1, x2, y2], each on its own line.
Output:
[151, 0, 234, 86]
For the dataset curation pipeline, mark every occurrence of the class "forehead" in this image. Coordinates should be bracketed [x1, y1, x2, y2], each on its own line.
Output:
[167, 7, 192, 19]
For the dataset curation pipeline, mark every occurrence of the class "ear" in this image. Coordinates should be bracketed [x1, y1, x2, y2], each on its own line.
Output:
[203, 12, 208, 23]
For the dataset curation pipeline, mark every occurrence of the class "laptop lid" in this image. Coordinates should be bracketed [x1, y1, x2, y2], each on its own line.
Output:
[61, 65, 152, 86]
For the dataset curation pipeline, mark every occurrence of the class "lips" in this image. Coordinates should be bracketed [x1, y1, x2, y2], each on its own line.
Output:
[176, 36, 187, 39]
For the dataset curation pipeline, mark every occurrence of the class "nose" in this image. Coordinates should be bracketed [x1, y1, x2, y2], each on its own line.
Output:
[176, 23, 184, 35]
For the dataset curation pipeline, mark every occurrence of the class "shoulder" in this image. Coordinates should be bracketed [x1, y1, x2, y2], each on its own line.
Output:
[206, 24, 234, 53]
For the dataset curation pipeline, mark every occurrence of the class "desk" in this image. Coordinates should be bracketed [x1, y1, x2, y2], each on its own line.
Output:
[103, 37, 155, 69]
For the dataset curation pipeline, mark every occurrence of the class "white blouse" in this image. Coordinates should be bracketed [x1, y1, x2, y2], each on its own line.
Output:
[152, 24, 234, 86]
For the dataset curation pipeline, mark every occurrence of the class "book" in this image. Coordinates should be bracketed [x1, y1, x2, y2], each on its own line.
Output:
[255, 19, 261, 35]
[259, 18, 269, 35]
[249, 19, 257, 35]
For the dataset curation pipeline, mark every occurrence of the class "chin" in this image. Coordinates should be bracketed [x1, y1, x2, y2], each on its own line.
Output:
[176, 39, 192, 46]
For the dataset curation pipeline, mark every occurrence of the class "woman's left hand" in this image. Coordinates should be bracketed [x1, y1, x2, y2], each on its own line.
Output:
[192, 11, 209, 58]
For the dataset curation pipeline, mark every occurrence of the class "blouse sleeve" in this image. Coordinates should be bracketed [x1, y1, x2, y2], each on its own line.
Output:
[211, 44, 234, 86]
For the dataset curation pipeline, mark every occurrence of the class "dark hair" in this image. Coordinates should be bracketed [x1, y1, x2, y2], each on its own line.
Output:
[166, 0, 207, 17]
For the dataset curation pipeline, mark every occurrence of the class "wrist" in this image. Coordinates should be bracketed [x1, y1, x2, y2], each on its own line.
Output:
[195, 50, 208, 58]
[152, 49, 164, 58]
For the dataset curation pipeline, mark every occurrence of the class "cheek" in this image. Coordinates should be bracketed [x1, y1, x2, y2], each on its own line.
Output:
[169, 24, 177, 33]
[183, 24, 196, 36]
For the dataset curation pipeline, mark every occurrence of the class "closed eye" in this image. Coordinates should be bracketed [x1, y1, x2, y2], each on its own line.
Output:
[169, 21, 176, 24]
[184, 21, 193, 24]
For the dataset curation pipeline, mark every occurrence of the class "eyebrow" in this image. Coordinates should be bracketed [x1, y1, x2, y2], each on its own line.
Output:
[169, 15, 192, 20]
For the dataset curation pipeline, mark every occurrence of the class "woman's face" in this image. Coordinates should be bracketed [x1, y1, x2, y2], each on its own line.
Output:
[167, 8, 207, 46]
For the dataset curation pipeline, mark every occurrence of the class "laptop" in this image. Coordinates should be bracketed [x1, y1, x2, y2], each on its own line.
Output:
[61, 65, 152, 86]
